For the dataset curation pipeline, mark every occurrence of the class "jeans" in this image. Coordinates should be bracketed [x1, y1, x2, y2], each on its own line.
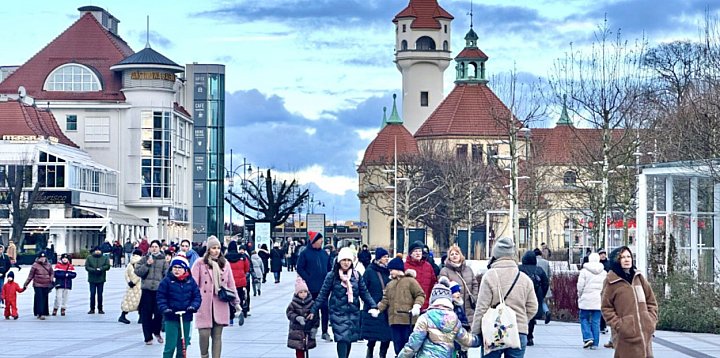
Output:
[251, 279, 261, 295]
[390, 324, 413, 355]
[579, 309, 601, 346]
[482, 333, 527, 358]
[273, 271, 281, 282]
[89, 282, 104, 310]
[125, 252, 132, 266]
[164, 319, 192, 358]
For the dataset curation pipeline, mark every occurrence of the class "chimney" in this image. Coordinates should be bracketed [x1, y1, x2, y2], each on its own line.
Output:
[78, 6, 120, 35]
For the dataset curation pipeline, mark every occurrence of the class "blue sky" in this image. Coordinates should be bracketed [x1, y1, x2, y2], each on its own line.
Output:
[1, 0, 716, 222]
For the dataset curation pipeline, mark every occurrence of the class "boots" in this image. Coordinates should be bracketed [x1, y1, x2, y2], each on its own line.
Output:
[52, 308, 58, 316]
[118, 312, 130, 324]
[366, 347, 374, 358]
[60, 308, 66, 316]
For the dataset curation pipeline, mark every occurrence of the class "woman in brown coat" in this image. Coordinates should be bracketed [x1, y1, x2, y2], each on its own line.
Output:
[601, 246, 658, 358]
[439, 245, 479, 325]
[23, 252, 54, 320]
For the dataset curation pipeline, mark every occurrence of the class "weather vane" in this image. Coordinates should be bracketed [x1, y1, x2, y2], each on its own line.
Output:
[467, 0, 474, 28]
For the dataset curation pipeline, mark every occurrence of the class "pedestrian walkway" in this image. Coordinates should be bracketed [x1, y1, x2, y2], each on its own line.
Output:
[1, 266, 718, 357]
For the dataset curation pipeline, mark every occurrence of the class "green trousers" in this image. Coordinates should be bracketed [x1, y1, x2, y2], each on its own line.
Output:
[164, 319, 192, 358]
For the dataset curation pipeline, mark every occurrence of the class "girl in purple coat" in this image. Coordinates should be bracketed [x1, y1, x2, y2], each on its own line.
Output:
[191, 236, 240, 358]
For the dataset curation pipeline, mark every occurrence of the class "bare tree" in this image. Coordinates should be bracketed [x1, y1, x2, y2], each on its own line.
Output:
[4, 162, 42, 249]
[225, 168, 308, 230]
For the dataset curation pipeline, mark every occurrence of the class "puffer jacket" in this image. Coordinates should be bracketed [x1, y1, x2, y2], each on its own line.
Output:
[405, 257, 437, 310]
[121, 254, 143, 312]
[311, 268, 377, 343]
[377, 269, 426, 325]
[250, 253, 264, 279]
[361, 261, 392, 341]
[602, 264, 657, 357]
[439, 260, 479, 324]
[286, 293, 319, 350]
[470, 258, 538, 335]
[398, 304, 480, 358]
[53, 262, 77, 289]
[577, 253, 607, 310]
[25, 258, 54, 288]
[134, 252, 169, 291]
[518, 250, 549, 320]
[85, 253, 110, 283]
[156, 272, 202, 322]
[226, 251, 250, 288]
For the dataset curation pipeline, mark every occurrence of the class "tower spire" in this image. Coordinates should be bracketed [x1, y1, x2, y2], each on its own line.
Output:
[381, 106, 388, 127]
[145, 15, 150, 48]
[387, 94, 402, 125]
[557, 94, 573, 126]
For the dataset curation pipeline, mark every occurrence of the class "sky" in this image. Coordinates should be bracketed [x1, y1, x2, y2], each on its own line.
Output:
[1, 0, 717, 223]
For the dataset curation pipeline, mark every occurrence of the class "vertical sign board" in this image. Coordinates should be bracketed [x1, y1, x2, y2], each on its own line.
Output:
[255, 222, 272, 250]
[306, 214, 326, 243]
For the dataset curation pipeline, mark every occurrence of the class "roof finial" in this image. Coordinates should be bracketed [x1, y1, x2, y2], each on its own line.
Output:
[145, 15, 150, 49]
[381, 106, 388, 127]
[557, 94, 573, 126]
[468, 0, 474, 29]
[387, 94, 402, 125]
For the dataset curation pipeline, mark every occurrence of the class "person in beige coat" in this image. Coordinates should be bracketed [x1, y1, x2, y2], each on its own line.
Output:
[439, 245, 479, 326]
[471, 237, 537, 358]
[118, 249, 143, 324]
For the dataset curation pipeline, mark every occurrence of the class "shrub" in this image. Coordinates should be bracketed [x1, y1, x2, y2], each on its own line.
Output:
[550, 271, 579, 322]
[72, 249, 90, 260]
[653, 268, 720, 334]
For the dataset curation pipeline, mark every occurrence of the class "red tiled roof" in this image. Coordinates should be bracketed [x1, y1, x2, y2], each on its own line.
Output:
[414, 82, 519, 138]
[358, 124, 419, 172]
[532, 126, 625, 165]
[456, 48, 488, 60]
[393, 0, 454, 29]
[174, 102, 192, 118]
[0, 101, 78, 147]
[0, 12, 133, 102]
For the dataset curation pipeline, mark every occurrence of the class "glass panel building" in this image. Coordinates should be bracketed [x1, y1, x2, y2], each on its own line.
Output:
[185, 64, 225, 242]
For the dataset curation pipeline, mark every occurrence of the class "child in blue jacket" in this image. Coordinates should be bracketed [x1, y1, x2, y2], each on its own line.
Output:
[157, 255, 201, 358]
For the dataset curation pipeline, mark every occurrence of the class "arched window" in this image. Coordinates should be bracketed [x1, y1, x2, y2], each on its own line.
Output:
[563, 170, 577, 186]
[468, 62, 478, 78]
[415, 36, 436, 50]
[443, 40, 449, 51]
[44, 63, 102, 92]
[401, 40, 408, 51]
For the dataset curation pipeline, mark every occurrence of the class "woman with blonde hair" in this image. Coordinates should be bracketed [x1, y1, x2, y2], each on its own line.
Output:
[439, 245, 479, 325]
[191, 236, 241, 358]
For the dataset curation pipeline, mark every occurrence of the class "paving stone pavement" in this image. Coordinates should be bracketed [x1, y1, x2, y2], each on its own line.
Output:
[1, 265, 718, 357]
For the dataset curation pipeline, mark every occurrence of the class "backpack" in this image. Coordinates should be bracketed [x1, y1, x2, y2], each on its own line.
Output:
[481, 271, 522, 353]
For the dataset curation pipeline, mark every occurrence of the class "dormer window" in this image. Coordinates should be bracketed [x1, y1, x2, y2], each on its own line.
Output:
[563, 171, 577, 186]
[43, 63, 102, 92]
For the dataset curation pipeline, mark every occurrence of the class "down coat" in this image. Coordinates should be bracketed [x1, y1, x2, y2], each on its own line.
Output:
[53, 262, 77, 290]
[121, 254, 143, 312]
[398, 305, 480, 358]
[134, 252, 168, 291]
[377, 270, 426, 325]
[226, 245, 250, 288]
[156, 273, 202, 322]
[311, 268, 377, 343]
[25, 258, 54, 288]
[577, 253, 607, 310]
[405, 258, 436, 310]
[360, 261, 392, 341]
[286, 293, 319, 350]
[439, 261, 479, 324]
[250, 253, 264, 279]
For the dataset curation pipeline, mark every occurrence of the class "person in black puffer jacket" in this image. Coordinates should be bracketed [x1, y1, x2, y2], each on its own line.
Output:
[270, 242, 285, 283]
[518, 250, 549, 347]
[360, 247, 391, 358]
[157, 255, 201, 358]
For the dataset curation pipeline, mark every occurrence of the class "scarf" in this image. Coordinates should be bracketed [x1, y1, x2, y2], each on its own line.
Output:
[176, 271, 190, 282]
[446, 260, 463, 270]
[208, 257, 223, 294]
[338, 269, 354, 303]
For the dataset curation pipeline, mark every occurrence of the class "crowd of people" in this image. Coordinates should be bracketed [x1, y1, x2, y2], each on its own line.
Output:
[0, 233, 658, 358]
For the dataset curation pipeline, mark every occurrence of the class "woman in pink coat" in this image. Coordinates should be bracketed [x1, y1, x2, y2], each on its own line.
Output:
[191, 236, 240, 358]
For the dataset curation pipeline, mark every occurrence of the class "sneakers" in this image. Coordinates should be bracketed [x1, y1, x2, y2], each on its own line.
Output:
[583, 340, 594, 349]
[322, 333, 332, 342]
[155, 334, 164, 344]
[52, 309, 58, 316]
[589, 346, 598, 350]
[61, 309, 66, 316]
[88, 309, 95, 314]
[38, 315, 46, 320]
[98, 309, 105, 314]
[604, 341, 614, 349]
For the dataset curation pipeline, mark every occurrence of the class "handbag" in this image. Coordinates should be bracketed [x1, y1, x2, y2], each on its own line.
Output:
[481, 271, 521, 353]
[218, 286, 237, 303]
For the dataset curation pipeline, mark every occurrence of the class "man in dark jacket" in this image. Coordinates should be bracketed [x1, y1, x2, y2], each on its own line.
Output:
[518, 250, 549, 346]
[358, 244, 372, 269]
[296, 231, 332, 341]
[85, 246, 111, 314]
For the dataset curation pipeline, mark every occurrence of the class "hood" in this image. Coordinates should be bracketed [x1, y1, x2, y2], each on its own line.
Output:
[130, 254, 142, 265]
[521, 250, 537, 265]
[426, 307, 458, 333]
[583, 260, 605, 275]
[227, 241, 239, 253]
[226, 252, 243, 263]
[251, 253, 261, 260]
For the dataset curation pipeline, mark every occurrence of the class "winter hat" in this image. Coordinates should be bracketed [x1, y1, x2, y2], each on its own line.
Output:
[598, 248, 607, 255]
[206, 235, 221, 249]
[170, 255, 190, 271]
[374, 247, 389, 260]
[533, 248, 542, 256]
[337, 247, 355, 262]
[430, 279, 453, 307]
[227, 241, 239, 253]
[7, 271, 14, 280]
[408, 241, 424, 254]
[132, 249, 143, 256]
[38, 251, 47, 258]
[447, 279, 462, 295]
[308, 231, 323, 244]
[387, 256, 405, 271]
[60, 253, 70, 261]
[295, 277, 309, 294]
[491, 237, 516, 259]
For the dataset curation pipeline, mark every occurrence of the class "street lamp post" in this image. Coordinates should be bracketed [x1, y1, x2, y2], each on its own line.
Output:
[382, 137, 409, 253]
[226, 149, 252, 238]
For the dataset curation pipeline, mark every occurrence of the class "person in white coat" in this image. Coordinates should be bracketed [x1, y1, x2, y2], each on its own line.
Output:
[577, 253, 607, 349]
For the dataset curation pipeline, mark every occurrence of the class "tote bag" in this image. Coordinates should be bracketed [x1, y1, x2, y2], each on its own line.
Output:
[481, 270, 521, 353]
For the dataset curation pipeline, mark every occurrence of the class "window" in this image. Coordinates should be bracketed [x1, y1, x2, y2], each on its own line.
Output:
[456, 144, 468, 160]
[444, 24, 448, 33]
[415, 36, 436, 50]
[443, 41, 448, 51]
[402, 24, 406, 33]
[563, 171, 577, 186]
[177, 119, 187, 153]
[420, 91, 429, 107]
[472, 144, 483, 163]
[37, 152, 66, 188]
[85, 117, 110, 142]
[43, 63, 101, 92]
[66, 115, 77, 131]
[141, 111, 172, 198]
[401, 40, 408, 51]
[487, 145, 499, 166]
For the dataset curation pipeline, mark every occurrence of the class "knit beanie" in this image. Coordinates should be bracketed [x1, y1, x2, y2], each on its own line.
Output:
[408, 241, 424, 254]
[374, 247, 389, 260]
[449, 280, 462, 294]
[387, 256, 405, 271]
[337, 247, 355, 262]
[491, 237, 516, 259]
[206, 235, 221, 249]
[7, 271, 14, 280]
[430, 280, 453, 306]
[308, 231, 323, 244]
[295, 277, 309, 294]
[170, 255, 190, 271]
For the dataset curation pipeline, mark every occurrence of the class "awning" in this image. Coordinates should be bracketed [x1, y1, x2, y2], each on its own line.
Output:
[76, 207, 152, 227]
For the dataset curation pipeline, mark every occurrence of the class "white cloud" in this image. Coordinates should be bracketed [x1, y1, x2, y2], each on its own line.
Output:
[273, 164, 357, 196]
[304, 127, 317, 135]
[355, 128, 379, 141]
